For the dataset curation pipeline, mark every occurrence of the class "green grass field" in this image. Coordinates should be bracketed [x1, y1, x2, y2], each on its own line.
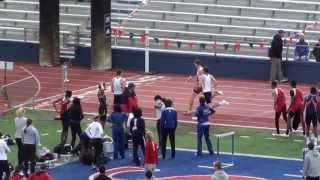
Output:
[0, 109, 304, 166]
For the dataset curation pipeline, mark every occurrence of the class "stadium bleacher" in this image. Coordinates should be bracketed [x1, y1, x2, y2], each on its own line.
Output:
[0, 0, 319, 60]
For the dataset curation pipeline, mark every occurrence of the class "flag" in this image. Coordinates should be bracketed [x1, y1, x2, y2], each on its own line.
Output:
[188, 42, 194, 49]
[140, 34, 146, 44]
[259, 40, 264, 49]
[164, 39, 170, 48]
[212, 41, 217, 49]
[234, 41, 240, 52]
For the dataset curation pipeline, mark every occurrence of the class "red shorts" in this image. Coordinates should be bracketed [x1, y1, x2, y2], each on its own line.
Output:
[276, 104, 286, 113]
[193, 87, 202, 94]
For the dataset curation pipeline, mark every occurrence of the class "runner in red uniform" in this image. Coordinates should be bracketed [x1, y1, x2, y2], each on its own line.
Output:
[53, 90, 72, 145]
[287, 81, 305, 136]
[271, 81, 287, 135]
[185, 60, 204, 114]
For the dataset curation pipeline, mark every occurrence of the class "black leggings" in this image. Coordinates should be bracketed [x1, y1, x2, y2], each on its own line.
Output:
[161, 128, 176, 159]
[0, 160, 9, 180]
[60, 118, 70, 145]
[15, 138, 23, 165]
[70, 122, 82, 148]
[22, 144, 36, 176]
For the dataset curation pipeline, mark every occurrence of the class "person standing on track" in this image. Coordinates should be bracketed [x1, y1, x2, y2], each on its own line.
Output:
[121, 83, 138, 113]
[129, 107, 145, 166]
[199, 67, 220, 104]
[68, 97, 84, 150]
[186, 60, 204, 114]
[154, 95, 165, 153]
[269, 30, 288, 82]
[107, 104, 127, 160]
[14, 107, 27, 166]
[287, 80, 305, 136]
[0, 132, 11, 180]
[111, 70, 126, 105]
[271, 81, 287, 135]
[304, 87, 318, 138]
[160, 99, 177, 159]
[97, 83, 107, 116]
[52, 90, 72, 145]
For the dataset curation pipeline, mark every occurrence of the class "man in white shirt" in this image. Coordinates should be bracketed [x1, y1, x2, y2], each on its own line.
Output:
[111, 70, 126, 105]
[85, 116, 105, 167]
[303, 142, 320, 180]
[0, 132, 11, 180]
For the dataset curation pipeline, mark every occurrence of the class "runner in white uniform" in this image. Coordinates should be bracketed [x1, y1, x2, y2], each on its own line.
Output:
[186, 60, 204, 114]
[200, 66, 221, 104]
[111, 70, 126, 105]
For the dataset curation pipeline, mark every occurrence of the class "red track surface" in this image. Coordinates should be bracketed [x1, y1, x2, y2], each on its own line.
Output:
[0, 62, 312, 129]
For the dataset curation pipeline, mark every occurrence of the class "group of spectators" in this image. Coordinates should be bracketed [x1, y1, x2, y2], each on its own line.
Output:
[0, 68, 229, 180]
[0, 107, 52, 180]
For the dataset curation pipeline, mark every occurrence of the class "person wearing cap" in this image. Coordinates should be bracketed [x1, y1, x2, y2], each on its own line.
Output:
[303, 142, 320, 180]
[312, 38, 320, 62]
[269, 30, 288, 82]
[294, 33, 309, 61]
[121, 82, 138, 113]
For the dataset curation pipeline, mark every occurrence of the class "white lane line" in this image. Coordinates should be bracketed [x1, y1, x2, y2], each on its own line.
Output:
[293, 139, 304, 143]
[239, 136, 250, 139]
[41, 133, 49, 136]
[56, 130, 62, 133]
[283, 174, 302, 178]
[265, 137, 277, 140]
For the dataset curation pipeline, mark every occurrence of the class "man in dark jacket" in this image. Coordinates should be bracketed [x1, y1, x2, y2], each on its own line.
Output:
[312, 38, 320, 62]
[160, 99, 178, 159]
[269, 30, 287, 82]
[130, 107, 145, 166]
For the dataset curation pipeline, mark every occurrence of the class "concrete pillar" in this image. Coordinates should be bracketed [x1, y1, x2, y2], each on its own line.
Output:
[39, 0, 60, 66]
[91, 0, 112, 70]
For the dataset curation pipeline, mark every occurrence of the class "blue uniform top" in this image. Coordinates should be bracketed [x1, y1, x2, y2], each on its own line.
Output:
[160, 107, 178, 129]
[107, 112, 128, 131]
[195, 104, 215, 125]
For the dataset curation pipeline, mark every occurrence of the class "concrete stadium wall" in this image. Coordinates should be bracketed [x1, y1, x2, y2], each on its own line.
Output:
[76, 46, 320, 83]
[0, 41, 319, 84]
[0, 41, 39, 63]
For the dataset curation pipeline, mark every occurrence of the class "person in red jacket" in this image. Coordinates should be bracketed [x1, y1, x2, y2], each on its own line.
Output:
[28, 164, 52, 180]
[287, 80, 305, 135]
[144, 131, 158, 174]
[121, 83, 138, 113]
[271, 81, 287, 135]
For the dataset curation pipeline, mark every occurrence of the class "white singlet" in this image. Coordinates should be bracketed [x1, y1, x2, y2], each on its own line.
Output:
[112, 77, 123, 95]
[202, 74, 212, 93]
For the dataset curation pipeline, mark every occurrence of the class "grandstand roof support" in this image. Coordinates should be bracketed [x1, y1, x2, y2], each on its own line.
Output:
[39, 0, 60, 67]
[90, 0, 112, 70]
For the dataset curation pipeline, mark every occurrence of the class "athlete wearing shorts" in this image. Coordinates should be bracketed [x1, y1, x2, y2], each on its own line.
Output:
[271, 81, 287, 135]
[186, 60, 204, 114]
[304, 87, 318, 137]
[287, 81, 304, 135]
[200, 67, 218, 104]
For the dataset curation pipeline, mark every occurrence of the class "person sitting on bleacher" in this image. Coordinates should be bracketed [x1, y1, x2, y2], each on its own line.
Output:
[294, 34, 309, 61]
[303, 142, 320, 180]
